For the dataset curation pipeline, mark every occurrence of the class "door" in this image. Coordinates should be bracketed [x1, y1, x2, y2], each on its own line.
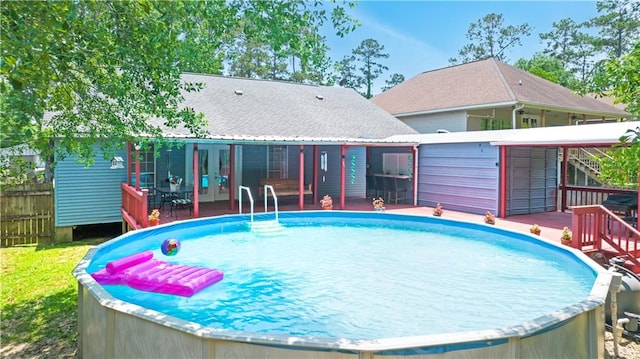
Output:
[212, 145, 230, 201]
[197, 144, 230, 202]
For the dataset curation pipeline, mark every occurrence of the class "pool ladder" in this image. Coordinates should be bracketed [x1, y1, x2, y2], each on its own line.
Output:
[239, 185, 284, 236]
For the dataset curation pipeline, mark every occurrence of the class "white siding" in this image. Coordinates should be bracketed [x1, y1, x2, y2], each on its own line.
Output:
[55, 148, 128, 226]
[417, 142, 499, 214]
[399, 110, 467, 133]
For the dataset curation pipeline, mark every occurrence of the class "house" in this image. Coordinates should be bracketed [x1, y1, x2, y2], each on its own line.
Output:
[54, 74, 420, 240]
[371, 58, 630, 133]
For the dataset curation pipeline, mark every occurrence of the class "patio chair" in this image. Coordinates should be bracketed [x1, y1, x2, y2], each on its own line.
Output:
[366, 175, 378, 198]
[170, 193, 193, 219]
[389, 178, 408, 205]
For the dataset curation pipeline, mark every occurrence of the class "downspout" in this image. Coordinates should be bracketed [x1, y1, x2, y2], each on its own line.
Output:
[512, 104, 524, 129]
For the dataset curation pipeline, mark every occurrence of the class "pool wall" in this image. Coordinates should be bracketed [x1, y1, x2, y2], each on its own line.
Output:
[74, 212, 612, 359]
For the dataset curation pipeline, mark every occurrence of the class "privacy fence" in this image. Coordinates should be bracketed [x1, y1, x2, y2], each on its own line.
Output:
[1, 183, 54, 246]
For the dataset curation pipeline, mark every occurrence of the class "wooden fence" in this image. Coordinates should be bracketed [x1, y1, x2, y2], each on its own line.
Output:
[0, 183, 54, 246]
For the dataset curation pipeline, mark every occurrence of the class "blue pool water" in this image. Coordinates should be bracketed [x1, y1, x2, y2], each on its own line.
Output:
[87, 212, 597, 340]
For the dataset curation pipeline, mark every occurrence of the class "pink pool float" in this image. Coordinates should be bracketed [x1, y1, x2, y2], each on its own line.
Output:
[91, 251, 223, 297]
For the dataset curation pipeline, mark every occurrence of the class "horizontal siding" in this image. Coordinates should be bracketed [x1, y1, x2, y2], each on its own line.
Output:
[55, 148, 128, 227]
[417, 142, 499, 214]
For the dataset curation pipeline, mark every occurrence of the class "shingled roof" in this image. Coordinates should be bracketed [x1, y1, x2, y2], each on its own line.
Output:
[162, 74, 418, 141]
[371, 58, 629, 118]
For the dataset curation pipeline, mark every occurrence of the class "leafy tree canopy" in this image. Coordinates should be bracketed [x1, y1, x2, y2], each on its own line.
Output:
[0, 0, 357, 182]
[381, 73, 405, 92]
[449, 13, 532, 64]
[514, 54, 581, 90]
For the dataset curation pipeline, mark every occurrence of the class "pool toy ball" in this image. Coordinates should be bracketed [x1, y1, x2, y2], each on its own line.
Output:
[161, 238, 181, 256]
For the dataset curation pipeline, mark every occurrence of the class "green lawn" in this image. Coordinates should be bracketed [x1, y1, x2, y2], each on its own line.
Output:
[0, 238, 108, 358]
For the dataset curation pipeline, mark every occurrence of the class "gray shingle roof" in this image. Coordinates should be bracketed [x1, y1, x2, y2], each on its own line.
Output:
[166, 74, 418, 140]
[371, 58, 629, 118]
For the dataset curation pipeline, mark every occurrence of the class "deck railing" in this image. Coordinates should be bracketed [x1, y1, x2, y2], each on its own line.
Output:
[121, 182, 148, 230]
[560, 185, 636, 210]
[571, 205, 639, 273]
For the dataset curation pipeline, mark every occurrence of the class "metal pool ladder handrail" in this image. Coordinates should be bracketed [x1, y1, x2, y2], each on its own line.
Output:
[238, 186, 254, 224]
[263, 184, 279, 222]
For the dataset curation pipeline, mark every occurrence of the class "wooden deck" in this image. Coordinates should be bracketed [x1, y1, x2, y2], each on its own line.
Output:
[153, 197, 573, 244]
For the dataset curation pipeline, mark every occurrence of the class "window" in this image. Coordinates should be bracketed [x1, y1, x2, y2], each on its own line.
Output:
[267, 146, 288, 179]
[130, 145, 155, 188]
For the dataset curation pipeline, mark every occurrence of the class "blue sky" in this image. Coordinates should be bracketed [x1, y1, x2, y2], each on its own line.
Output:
[324, 1, 600, 93]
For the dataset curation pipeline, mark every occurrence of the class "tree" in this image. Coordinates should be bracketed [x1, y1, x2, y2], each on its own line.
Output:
[514, 54, 580, 90]
[449, 13, 532, 64]
[352, 38, 389, 98]
[539, 18, 599, 85]
[588, 41, 640, 117]
[333, 55, 359, 88]
[0, 1, 357, 183]
[381, 73, 405, 92]
[589, 43, 639, 191]
[591, 0, 640, 58]
[595, 126, 639, 189]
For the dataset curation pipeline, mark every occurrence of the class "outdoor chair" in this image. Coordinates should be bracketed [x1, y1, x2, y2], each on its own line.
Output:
[366, 175, 378, 198]
[389, 178, 408, 205]
[170, 193, 193, 219]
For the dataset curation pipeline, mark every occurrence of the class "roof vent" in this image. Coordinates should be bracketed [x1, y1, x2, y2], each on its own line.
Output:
[234, 89, 243, 95]
[518, 80, 522, 86]
[315, 94, 324, 100]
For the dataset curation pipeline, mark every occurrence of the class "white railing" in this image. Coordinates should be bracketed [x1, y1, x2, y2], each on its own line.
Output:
[238, 186, 254, 224]
[263, 184, 279, 222]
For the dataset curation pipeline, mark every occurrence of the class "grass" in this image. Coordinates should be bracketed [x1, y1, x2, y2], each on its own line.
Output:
[0, 238, 108, 358]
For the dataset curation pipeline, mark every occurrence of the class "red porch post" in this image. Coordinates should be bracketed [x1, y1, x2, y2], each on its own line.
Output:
[299, 145, 304, 210]
[126, 141, 132, 186]
[313, 145, 319, 205]
[561, 146, 569, 212]
[134, 144, 141, 192]
[229, 144, 236, 211]
[411, 145, 418, 206]
[499, 146, 506, 218]
[193, 144, 199, 218]
[340, 145, 347, 210]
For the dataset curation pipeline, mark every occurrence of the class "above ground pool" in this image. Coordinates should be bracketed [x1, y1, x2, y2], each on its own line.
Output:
[74, 211, 613, 358]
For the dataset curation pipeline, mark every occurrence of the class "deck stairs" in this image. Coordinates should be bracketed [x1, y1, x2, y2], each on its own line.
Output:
[565, 147, 609, 185]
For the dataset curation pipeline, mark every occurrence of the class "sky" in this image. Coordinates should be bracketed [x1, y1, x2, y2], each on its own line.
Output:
[324, 1, 601, 94]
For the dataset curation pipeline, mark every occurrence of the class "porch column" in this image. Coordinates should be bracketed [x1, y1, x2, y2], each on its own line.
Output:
[340, 145, 347, 210]
[561, 146, 569, 212]
[313, 146, 319, 205]
[134, 143, 141, 191]
[412, 145, 418, 206]
[193, 144, 199, 218]
[126, 142, 132, 186]
[299, 145, 304, 210]
[540, 109, 546, 127]
[229, 144, 236, 211]
[499, 146, 507, 218]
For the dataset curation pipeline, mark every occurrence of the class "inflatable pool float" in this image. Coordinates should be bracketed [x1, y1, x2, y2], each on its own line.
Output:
[91, 251, 223, 297]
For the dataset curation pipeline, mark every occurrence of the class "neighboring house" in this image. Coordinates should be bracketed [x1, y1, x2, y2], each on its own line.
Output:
[54, 74, 419, 239]
[371, 58, 630, 133]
